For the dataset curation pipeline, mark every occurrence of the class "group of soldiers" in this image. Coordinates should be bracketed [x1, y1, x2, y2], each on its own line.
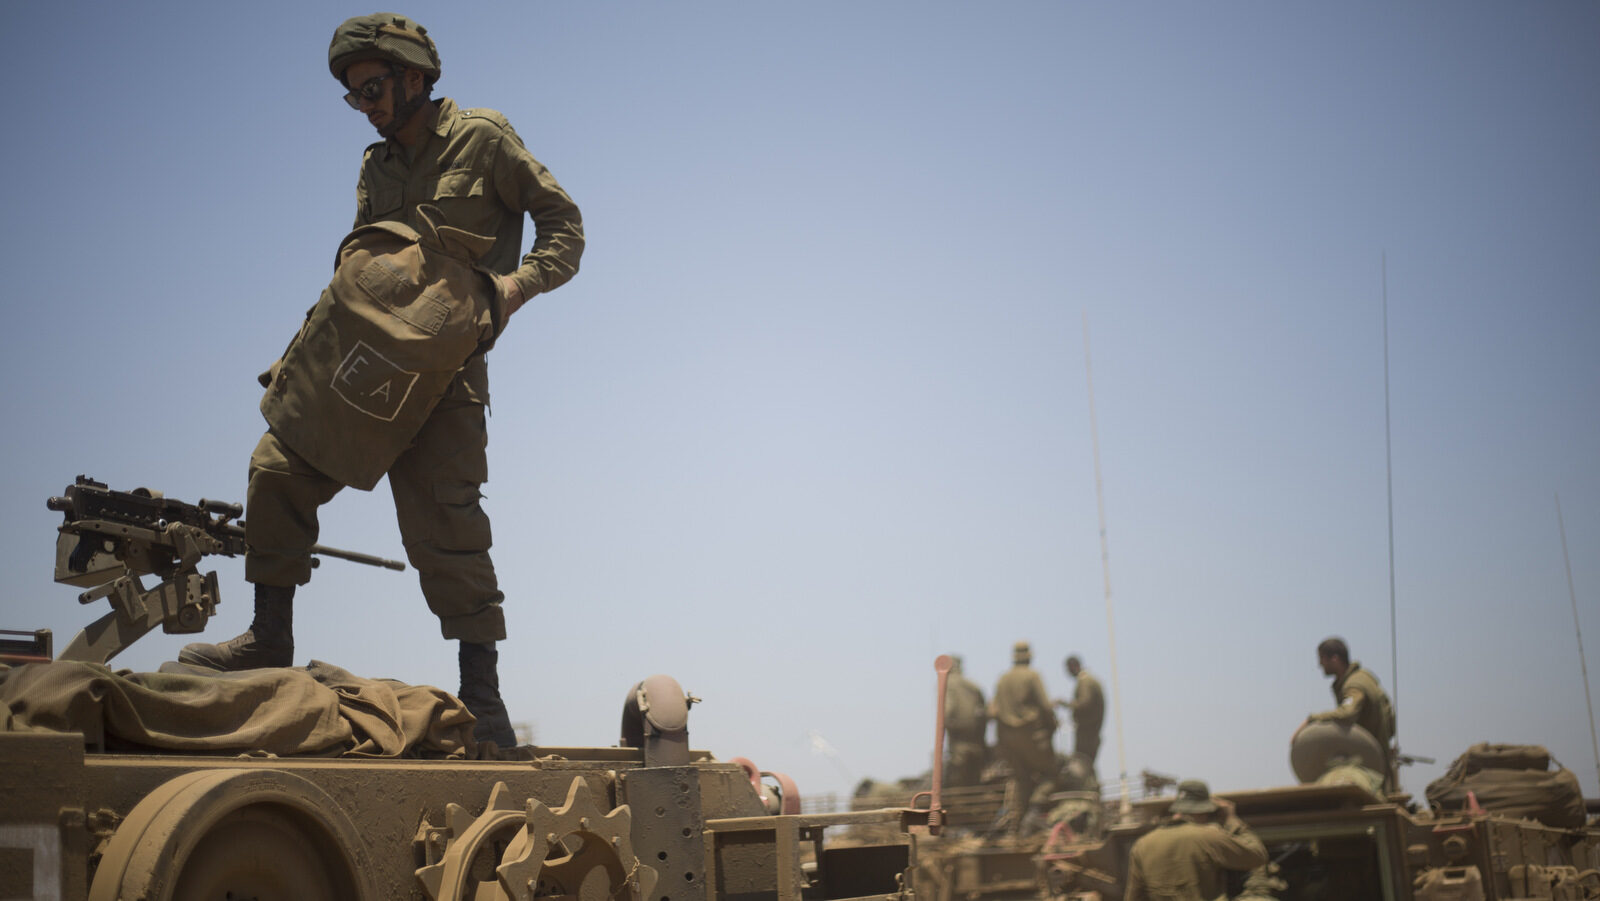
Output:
[944, 636, 1396, 899]
[942, 641, 1104, 834]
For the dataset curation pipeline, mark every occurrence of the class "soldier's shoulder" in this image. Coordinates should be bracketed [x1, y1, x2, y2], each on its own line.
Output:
[455, 105, 515, 132]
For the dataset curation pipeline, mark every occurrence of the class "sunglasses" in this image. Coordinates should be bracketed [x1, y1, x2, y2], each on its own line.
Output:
[343, 72, 397, 110]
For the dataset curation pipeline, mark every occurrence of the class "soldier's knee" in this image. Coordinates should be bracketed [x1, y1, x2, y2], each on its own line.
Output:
[245, 553, 314, 587]
[430, 481, 493, 550]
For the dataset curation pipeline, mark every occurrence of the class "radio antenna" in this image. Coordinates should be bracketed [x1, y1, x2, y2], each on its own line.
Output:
[1383, 254, 1399, 739]
[1082, 313, 1131, 816]
[1556, 493, 1600, 791]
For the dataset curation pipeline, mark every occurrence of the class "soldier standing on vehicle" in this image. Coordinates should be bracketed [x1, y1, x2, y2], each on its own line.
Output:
[990, 641, 1057, 834]
[1305, 636, 1396, 789]
[1055, 654, 1104, 770]
[180, 13, 584, 751]
[943, 655, 988, 788]
[1124, 779, 1267, 901]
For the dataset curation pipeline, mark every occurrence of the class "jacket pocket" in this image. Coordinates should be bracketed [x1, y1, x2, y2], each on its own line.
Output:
[366, 184, 403, 219]
[433, 171, 484, 201]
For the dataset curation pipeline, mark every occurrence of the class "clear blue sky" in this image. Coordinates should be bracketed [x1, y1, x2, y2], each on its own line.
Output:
[3, 2, 1597, 805]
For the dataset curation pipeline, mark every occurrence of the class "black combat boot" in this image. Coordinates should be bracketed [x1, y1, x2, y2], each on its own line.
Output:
[177, 584, 295, 670]
[459, 641, 516, 749]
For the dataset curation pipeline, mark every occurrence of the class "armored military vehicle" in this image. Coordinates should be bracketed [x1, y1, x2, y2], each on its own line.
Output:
[891, 664, 1600, 900]
[896, 761, 1600, 900]
[0, 479, 933, 900]
[1021, 777, 1599, 900]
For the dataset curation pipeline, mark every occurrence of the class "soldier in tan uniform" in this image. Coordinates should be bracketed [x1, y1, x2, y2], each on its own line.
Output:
[1306, 636, 1396, 789]
[181, 14, 583, 750]
[989, 641, 1057, 834]
[1124, 779, 1267, 901]
[1055, 654, 1104, 769]
[943, 655, 988, 788]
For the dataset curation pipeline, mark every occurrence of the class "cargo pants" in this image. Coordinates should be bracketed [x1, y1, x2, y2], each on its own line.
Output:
[995, 724, 1055, 833]
[244, 392, 506, 644]
[1074, 726, 1101, 770]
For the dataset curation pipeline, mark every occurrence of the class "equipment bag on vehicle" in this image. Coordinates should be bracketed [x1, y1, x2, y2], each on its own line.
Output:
[1425, 742, 1586, 828]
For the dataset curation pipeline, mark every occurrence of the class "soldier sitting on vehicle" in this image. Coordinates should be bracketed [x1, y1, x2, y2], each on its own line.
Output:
[1305, 637, 1396, 790]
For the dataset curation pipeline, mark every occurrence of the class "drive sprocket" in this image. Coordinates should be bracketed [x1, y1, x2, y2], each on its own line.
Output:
[500, 777, 658, 901]
[415, 777, 656, 901]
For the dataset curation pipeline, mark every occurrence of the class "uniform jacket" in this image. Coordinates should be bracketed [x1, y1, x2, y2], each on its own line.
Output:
[1069, 671, 1105, 732]
[991, 665, 1057, 732]
[1322, 661, 1395, 747]
[354, 97, 584, 404]
[944, 673, 988, 742]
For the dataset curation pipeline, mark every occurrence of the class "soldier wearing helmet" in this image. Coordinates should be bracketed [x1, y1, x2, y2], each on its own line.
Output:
[1124, 779, 1267, 900]
[180, 13, 584, 753]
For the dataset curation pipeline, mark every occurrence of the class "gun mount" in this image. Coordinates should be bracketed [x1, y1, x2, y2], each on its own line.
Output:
[47, 475, 404, 664]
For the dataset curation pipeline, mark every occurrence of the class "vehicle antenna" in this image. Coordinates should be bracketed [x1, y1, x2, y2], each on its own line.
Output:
[1383, 254, 1399, 748]
[1556, 493, 1600, 791]
[1082, 313, 1131, 817]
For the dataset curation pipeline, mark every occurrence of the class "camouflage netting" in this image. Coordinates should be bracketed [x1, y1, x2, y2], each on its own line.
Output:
[0, 659, 476, 759]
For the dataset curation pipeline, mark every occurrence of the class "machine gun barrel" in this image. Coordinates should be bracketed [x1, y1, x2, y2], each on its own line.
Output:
[309, 542, 406, 571]
[193, 519, 404, 571]
[197, 498, 244, 519]
[194, 517, 404, 571]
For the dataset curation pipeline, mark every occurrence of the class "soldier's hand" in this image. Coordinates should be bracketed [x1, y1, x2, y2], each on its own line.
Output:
[500, 274, 528, 316]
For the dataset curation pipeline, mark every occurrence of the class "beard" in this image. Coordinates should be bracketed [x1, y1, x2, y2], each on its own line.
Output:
[379, 79, 430, 139]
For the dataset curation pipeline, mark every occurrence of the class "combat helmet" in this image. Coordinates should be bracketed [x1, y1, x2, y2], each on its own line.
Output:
[328, 13, 441, 85]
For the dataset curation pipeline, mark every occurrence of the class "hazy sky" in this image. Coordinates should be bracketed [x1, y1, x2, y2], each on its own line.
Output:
[3, 1, 1597, 807]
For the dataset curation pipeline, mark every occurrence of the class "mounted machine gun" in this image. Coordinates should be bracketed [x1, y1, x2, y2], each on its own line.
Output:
[47, 474, 403, 664]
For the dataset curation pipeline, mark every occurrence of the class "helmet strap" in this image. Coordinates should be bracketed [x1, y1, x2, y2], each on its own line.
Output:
[380, 68, 430, 140]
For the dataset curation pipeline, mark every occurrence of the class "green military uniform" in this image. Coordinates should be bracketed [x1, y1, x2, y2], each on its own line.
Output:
[353, 97, 584, 403]
[1309, 661, 1395, 789]
[1066, 668, 1105, 768]
[990, 647, 1056, 833]
[246, 96, 583, 644]
[1124, 815, 1268, 900]
[944, 665, 988, 788]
